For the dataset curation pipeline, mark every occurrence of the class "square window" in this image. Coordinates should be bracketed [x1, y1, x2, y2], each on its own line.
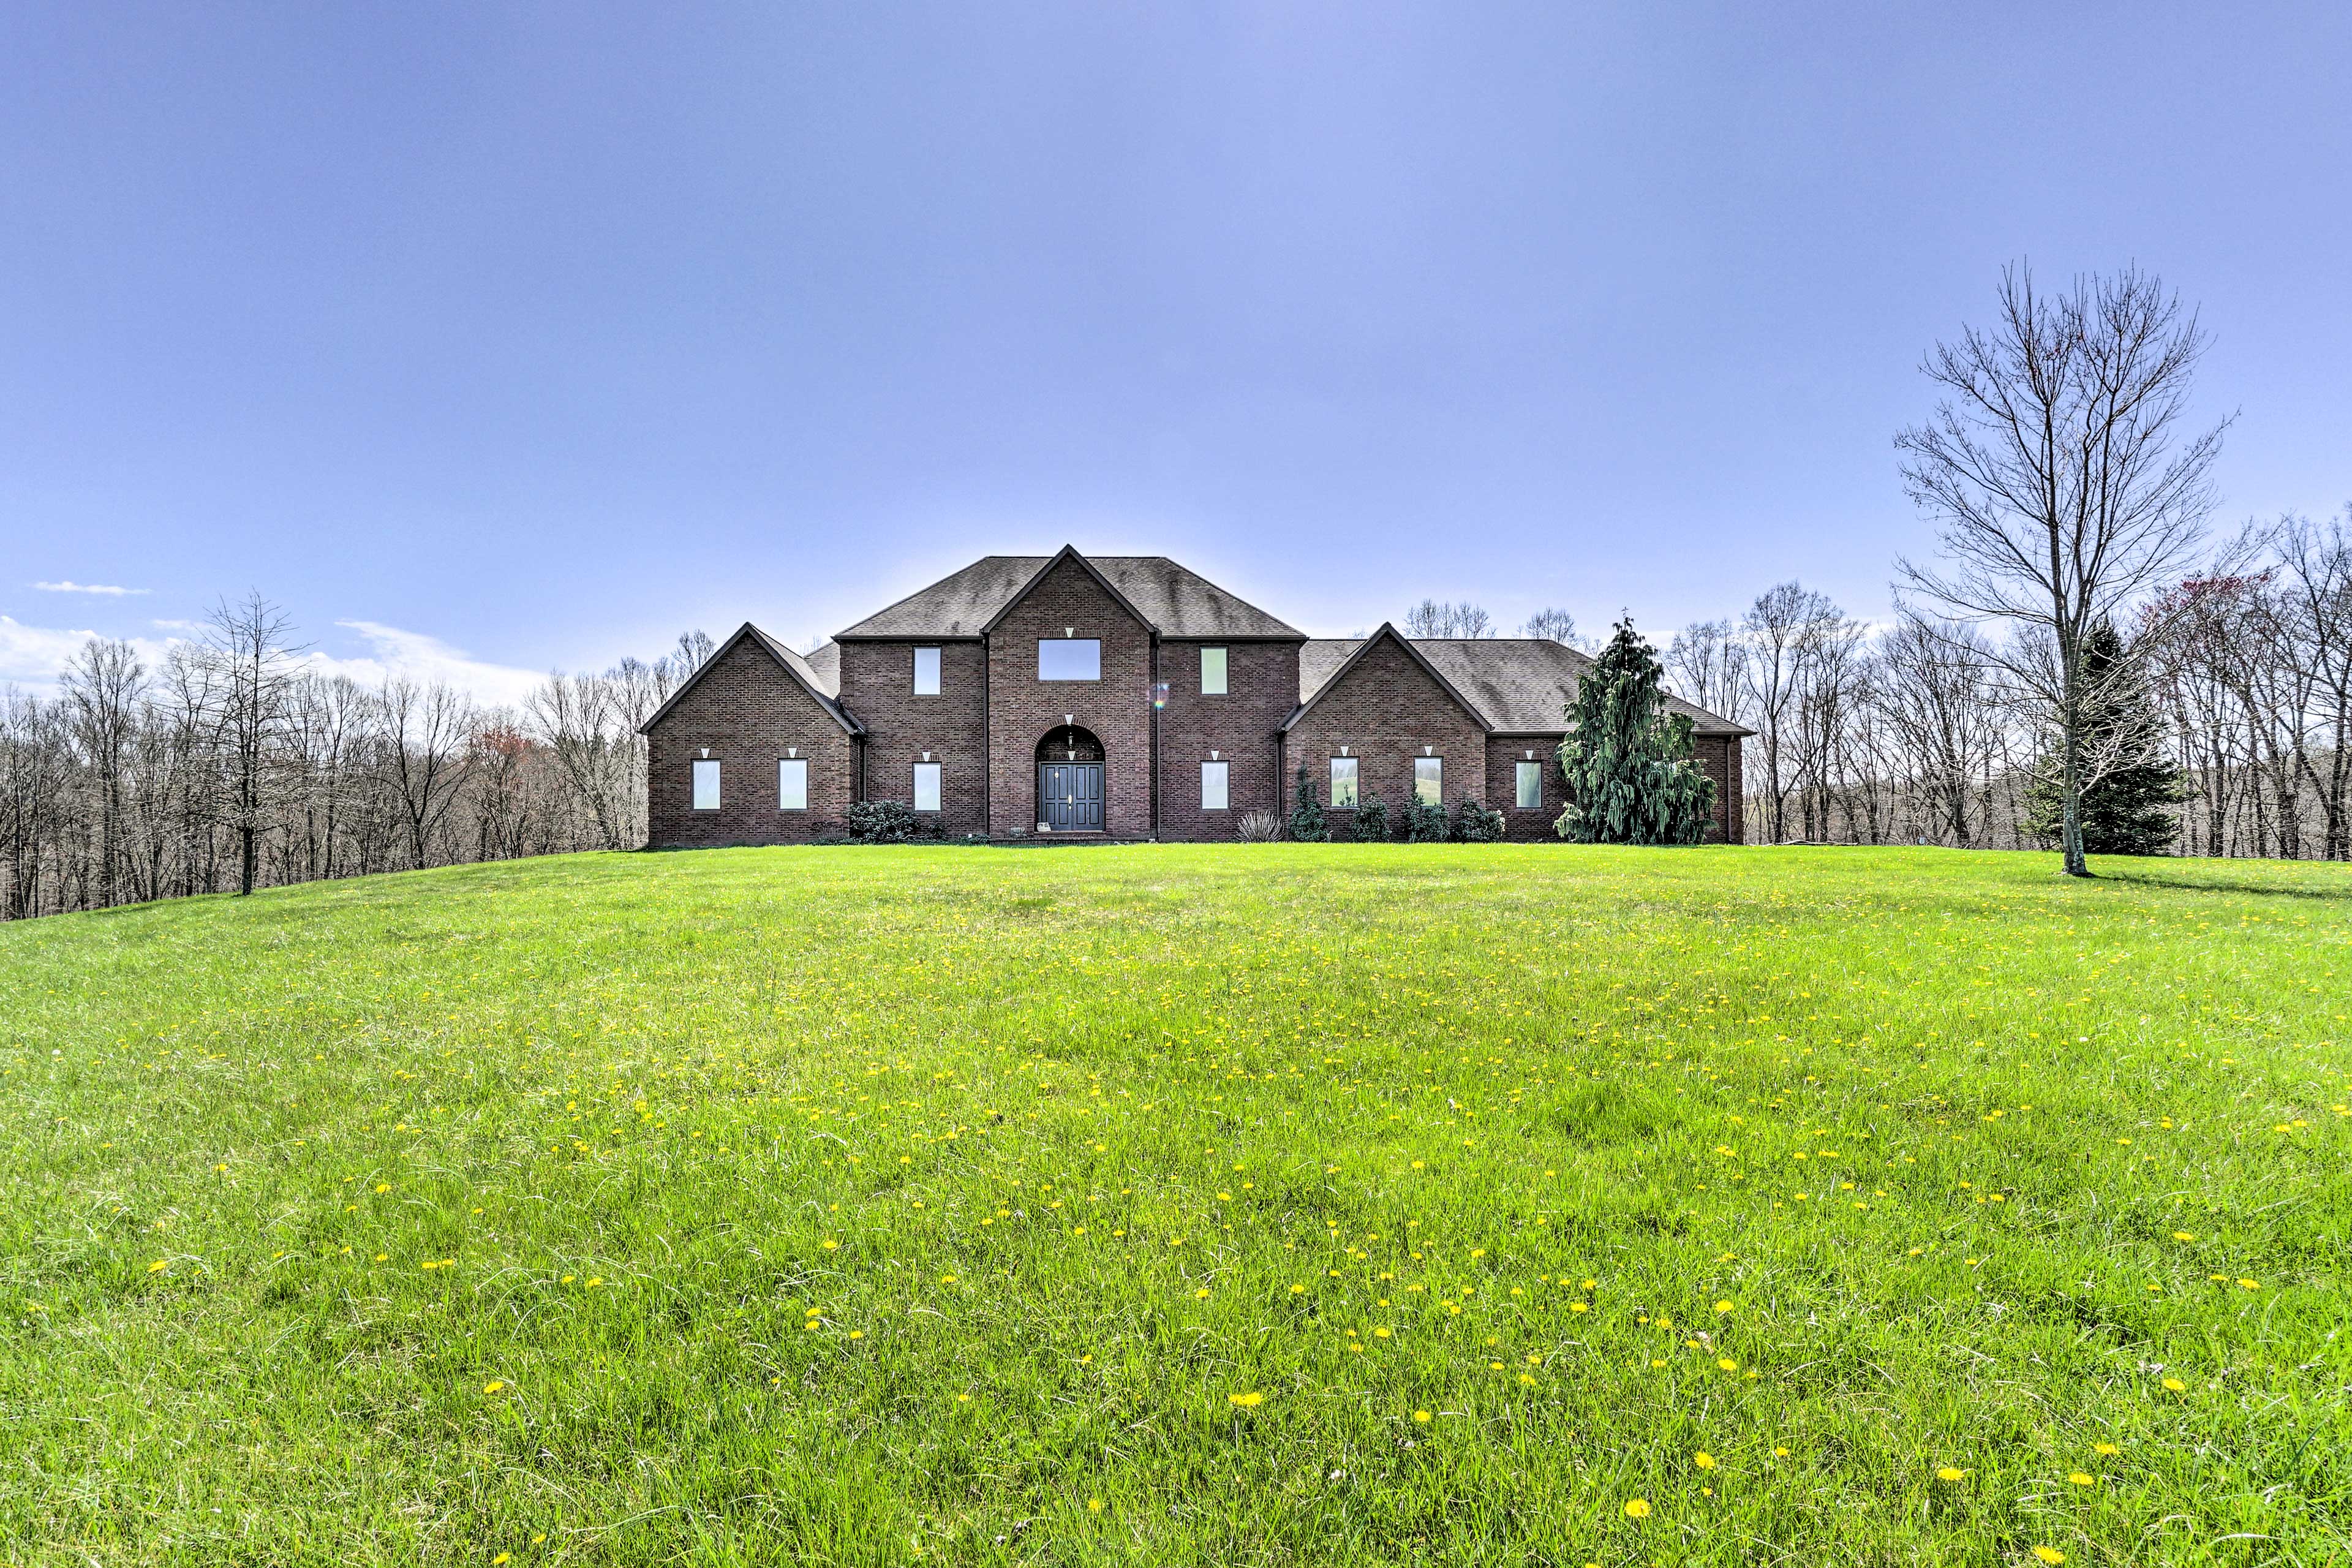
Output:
[1200, 760, 1229, 811]
[778, 758, 809, 811]
[1329, 756, 1359, 809]
[913, 761, 942, 812]
[1038, 638, 1100, 680]
[913, 647, 941, 695]
[1516, 760, 1542, 810]
[1414, 756, 1443, 805]
[691, 758, 721, 811]
[1200, 646, 1227, 696]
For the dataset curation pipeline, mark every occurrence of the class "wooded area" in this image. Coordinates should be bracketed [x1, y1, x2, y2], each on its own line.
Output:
[0, 603, 712, 919]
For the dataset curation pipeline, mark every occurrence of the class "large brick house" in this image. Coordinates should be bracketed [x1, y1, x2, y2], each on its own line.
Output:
[640, 546, 1748, 846]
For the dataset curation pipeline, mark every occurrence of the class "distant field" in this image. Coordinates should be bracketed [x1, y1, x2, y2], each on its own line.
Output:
[1, 845, 2346, 1566]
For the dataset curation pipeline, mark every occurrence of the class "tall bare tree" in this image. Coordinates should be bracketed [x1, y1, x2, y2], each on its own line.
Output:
[1896, 263, 2228, 876]
[206, 592, 302, 895]
[1519, 608, 1581, 644]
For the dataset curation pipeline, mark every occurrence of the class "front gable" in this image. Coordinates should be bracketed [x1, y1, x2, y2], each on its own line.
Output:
[1285, 624, 1488, 734]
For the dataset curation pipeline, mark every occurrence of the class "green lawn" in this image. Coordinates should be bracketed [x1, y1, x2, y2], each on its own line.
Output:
[2, 845, 2347, 1566]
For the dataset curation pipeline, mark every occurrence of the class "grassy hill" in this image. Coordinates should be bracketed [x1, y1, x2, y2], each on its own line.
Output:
[2, 844, 2346, 1566]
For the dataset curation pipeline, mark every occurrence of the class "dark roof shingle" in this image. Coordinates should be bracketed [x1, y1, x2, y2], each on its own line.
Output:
[1298, 637, 1750, 736]
[836, 552, 1300, 639]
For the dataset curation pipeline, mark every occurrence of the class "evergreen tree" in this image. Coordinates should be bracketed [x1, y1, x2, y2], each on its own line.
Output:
[2022, 620, 2183, 856]
[1288, 762, 1328, 842]
[1352, 794, 1389, 842]
[1555, 616, 1718, 845]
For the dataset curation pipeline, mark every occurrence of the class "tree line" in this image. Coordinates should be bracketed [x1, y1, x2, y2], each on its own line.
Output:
[0, 599, 714, 919]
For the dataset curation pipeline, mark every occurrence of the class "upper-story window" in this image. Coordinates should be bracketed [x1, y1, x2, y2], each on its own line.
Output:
[1038, 639, 1101, 680]
[913, 646, 941, 695]
[1414, 756, 1444, 805]
[692, 758, 721, 811]
[1200, 647, 1227, 696]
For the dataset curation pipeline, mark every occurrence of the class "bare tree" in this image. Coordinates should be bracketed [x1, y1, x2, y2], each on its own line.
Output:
[1404, 600, 1495, 639]
[378, 678, 476, 870]
[1896, 263, 2228, 876]
[206, 593, 302, 895]
[1665, 619, 1747, 725]
[1877, 616, 2002, 845]
[1519, 608, 1581, 645]
[60, 639, 148, 907]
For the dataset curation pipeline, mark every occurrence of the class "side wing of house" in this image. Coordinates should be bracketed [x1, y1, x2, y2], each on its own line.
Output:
[1284, 627, 1490, 831]
[640, 625, 861, 848]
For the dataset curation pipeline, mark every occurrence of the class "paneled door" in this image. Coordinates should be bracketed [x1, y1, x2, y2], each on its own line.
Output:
[1039, 763, 1104, 831]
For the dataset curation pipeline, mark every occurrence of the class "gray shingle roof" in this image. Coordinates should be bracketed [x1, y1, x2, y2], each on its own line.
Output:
[802, 641, 840, 696]
[1299, 636, 1750, 736]
[835, 552, 1301, 639]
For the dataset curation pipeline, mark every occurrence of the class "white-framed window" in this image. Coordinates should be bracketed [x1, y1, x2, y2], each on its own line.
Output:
[913, 761, 942, 812]
[1329, 756, 1359, 809]
[778, 758, 809, 811]
[1515, 760, 1542, 810]
[692, 758, 721, 811]
[1038, 638, 1101, 680]
[1200, 760, 1229, 811]
[1414, 756, 1443, 805]
[1200, 646, 1227, 696]
[913, 646, 941, 695]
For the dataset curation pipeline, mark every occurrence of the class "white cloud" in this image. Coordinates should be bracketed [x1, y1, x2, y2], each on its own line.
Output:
[0, 617, 177, 692]
[0, 616, 542, 708]
[34, 581, 149, 595]
[304, 621, 544, 709]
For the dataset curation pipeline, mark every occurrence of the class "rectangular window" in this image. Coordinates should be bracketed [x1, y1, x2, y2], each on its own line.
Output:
[1037, 638, 1101, 680]
[1414, 756, 1443, 805]
[778, 758, 809, 811]
[912, 761, 942, 812]
[691, 758, 721, 811]
[1515, 760, 1542, 810]
[913, 646, 941, 695]
[1200, 760, 1229, 811]
[1200, 646, 1227, 695]
[1329, 756, 1359, 809]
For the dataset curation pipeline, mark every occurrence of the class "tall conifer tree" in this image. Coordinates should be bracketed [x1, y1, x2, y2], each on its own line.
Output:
[1556, 617, 1717, 845]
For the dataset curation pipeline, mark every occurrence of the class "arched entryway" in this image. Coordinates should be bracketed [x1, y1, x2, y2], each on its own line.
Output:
[1035, 726, 1104, 832]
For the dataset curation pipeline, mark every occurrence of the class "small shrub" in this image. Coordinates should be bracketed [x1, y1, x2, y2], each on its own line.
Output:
[1235, 809, 1284, 842]
[846, 800, 940, 844]
[1404, 797, 1450, 843]
[1352, 795, 1389, 842]
[1451, 796, 1505, 843]
[1288, 763, 1328, 842]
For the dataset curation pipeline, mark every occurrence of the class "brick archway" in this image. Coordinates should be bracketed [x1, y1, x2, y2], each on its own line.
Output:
[1035, 726, 1105, 831]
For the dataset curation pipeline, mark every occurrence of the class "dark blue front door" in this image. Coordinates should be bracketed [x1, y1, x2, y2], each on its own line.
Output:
[1039, 763, 1104, 831]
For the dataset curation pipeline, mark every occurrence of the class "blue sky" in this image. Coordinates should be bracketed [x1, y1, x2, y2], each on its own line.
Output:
[5, 2, 2347, 698]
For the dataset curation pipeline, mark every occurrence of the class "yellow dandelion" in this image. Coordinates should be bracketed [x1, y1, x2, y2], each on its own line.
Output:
[1228, 1390, 1264, 1408]
[1713, 1299, 1733, 1314]
[2172, 1231, 2195, 1241]
[147, 1260, 170, 1273]
[2068, 1472, 2095, 1487]
[1694, 1452, 1716, 1469]
[1936, 1466, 1966, 1482]
[2032, 1548, 2064, 1565]
[1623, 1498, 1651, 1519]
[2161, 1378, 2186, 1392]
[1413, 1409, 1431, 1423]
[1087, 1497, 1104, 1513]
[1717, 1357, 1737, 1371]
[483, 1381, 505, 1395]
[493, 1555, 510, 1566]
[821, 1239, 839, 1250]
[2092, 1442, 2119, 1457]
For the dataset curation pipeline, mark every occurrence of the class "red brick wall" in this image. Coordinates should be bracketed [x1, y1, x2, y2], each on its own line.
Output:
[1156, 639, 1299, 840]
[1286, 636, 1487, 835]
[984, 556, 1156, 837]
[1695, 734, 1743, 843]
[1485, 735, 1564, 841]
[646, 637, 856, 846]
[838, 639, 989, 837]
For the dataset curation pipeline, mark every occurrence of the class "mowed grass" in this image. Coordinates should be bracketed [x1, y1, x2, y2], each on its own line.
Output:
[1, 846, 2348, 1567]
